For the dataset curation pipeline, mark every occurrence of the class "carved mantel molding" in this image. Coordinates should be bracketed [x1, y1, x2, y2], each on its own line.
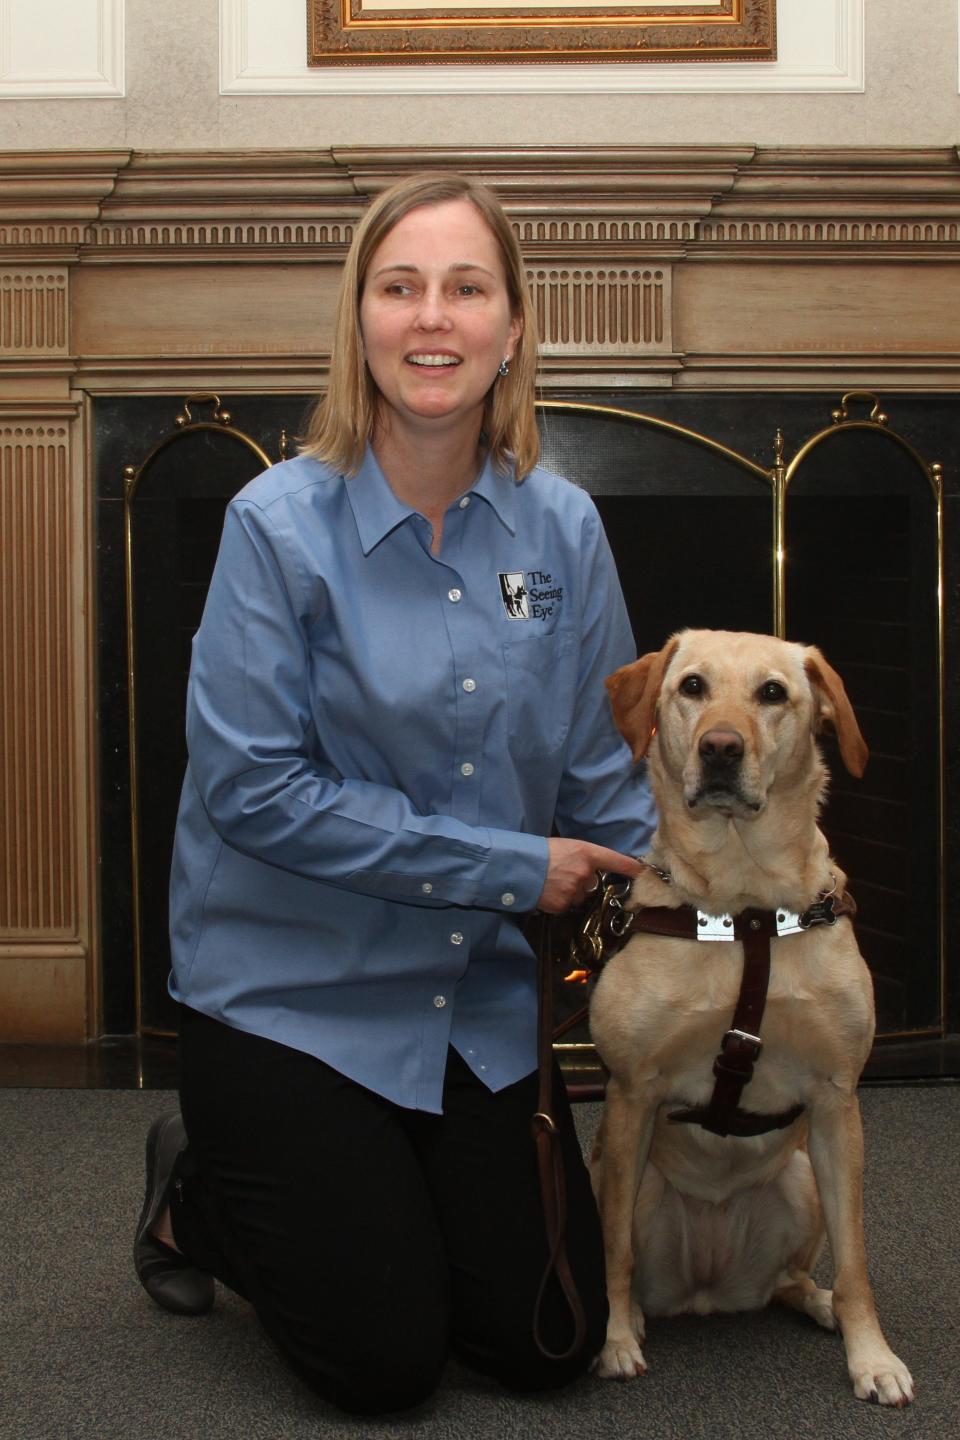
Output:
[0, 144, 956, 399]
[2, 144, 959, 1041]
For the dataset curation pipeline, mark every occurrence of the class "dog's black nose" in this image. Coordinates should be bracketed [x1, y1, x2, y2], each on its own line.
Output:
[699, 728, 744, 762]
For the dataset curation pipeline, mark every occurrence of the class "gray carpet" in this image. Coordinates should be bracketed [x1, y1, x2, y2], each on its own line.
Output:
[2, 1085, 957, 1440]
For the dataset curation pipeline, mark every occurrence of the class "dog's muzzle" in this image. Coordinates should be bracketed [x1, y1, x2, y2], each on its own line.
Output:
[687, 726, 762, 814]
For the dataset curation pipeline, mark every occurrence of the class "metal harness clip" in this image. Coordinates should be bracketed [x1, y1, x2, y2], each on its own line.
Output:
[775, 908, 804, 937]
[695, 911, 737, 942]
[569, 872, 635, 971]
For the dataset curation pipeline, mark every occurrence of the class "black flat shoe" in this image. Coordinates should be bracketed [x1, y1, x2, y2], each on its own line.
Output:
[134, 1112, 215, 1316]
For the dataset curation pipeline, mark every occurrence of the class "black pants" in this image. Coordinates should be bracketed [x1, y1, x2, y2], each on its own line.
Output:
[170, 1006, 608, 1415]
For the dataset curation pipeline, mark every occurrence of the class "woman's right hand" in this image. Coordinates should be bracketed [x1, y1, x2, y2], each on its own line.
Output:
[536, 838, 643, 915]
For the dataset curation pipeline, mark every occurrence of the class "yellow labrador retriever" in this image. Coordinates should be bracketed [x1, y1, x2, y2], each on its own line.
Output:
[589, 629, 913, 1406]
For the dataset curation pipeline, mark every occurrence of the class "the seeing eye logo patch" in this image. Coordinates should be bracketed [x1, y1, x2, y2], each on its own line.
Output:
[498, 572, 530, 620]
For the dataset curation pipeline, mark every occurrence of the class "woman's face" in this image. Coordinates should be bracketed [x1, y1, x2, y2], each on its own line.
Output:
[359, 198, 522, 441]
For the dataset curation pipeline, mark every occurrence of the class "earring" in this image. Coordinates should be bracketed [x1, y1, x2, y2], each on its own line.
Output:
[498, 358, 510, 378]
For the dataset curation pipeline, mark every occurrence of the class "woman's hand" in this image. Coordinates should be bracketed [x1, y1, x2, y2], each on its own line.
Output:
[536, 839, 643, 914]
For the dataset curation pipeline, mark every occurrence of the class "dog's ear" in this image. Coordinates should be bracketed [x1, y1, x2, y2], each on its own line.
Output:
[606, 636, 681, 761]
[804, 648, 869, 778]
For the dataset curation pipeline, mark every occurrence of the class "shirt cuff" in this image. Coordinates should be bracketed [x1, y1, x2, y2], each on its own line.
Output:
[480, 829, 550, 913]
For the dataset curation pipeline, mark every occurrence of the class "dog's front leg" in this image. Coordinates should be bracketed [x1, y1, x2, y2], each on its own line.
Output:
[590, 1076, 658, 1380]
[807, 1092, 914, 1406]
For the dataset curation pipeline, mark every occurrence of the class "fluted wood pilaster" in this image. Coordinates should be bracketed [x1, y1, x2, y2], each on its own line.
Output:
[0, 271, 68, 352]
[0, 402, 89, 1041]
[0, 418, 74, 930]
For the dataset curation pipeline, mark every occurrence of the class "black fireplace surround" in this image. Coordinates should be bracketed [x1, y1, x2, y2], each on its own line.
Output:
[93, 391, 960, 1080]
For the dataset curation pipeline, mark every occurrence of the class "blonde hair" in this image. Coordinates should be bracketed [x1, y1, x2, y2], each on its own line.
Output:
[300, 172, 540, 479]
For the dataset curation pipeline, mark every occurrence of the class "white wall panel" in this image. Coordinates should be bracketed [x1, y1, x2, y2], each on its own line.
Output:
[0, 0, 123, 97]
[221, 0, 862, 96]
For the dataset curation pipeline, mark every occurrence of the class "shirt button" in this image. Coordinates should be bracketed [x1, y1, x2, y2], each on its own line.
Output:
[501, 892, 516, 907]
[460, 762, 475, 777]
[459, 496, 470, 509]
[462, 678, 477, 693]
[448, 588, 462, 603]
[421, 882, 433, 894]
[450, 932, 464, 946]
[433, 995, 446, 1008]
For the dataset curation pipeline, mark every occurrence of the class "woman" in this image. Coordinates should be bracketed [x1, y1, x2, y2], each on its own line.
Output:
[133, 173, 656, 1414]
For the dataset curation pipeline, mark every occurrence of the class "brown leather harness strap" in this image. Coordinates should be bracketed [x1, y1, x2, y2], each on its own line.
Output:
[619, 891, 857, 1138]
[660, 908, 801, 1137]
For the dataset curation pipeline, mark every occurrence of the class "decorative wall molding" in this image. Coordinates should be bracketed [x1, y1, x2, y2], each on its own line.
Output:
[7, 147, 957, 269]
[702, 219, 960, 243]
[0, 146, 955, 390]
[0, 0, 124, 99]
[699, 148, 960, 252]
[0, 270, 69, 354]
[0, 145, 955, 387]
[89, 149, 358, 251]
[221, 0, 863, 96]
[92, 218, 358, 249]
[0, 151, 125, 250]
[534, 268, 671, 356]
[50, 146, 960, 262]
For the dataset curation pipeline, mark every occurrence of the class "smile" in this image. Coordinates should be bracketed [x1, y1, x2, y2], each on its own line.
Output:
[406, 354, 461, 368]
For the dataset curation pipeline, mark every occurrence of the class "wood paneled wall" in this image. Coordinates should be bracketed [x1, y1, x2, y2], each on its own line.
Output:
[1, 144, 958, 1041]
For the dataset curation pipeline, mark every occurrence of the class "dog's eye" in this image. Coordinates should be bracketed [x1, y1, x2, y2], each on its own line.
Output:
[758, 680, 788, 705]
[679, 674, 705, 697]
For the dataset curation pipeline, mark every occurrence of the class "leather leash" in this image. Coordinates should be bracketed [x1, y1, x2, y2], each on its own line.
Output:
[531, 909, 588, 1360]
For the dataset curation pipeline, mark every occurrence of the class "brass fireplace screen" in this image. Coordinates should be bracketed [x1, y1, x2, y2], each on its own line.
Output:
[122, 393, 945, 1059]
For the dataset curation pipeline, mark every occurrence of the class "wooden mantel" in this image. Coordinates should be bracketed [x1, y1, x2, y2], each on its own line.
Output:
[2, 144, 959, 1042]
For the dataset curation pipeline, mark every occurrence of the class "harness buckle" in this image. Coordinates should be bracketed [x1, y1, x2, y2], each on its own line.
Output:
[717, 1027, 763, 1066]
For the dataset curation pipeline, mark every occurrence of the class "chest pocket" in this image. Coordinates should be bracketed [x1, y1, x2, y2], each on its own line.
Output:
[503, 631, 576, 759]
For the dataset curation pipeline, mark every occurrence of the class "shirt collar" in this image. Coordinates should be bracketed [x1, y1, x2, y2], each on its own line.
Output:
[346, 447, 420, 556]
[347, 446, 519, 556]
[470, 452, 519, 536]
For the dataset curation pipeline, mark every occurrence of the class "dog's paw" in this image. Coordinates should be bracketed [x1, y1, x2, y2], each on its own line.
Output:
[806, 1286, 837, 1332]
[592, 1335, 648, 1380]
[850, 1353, 914, 1408]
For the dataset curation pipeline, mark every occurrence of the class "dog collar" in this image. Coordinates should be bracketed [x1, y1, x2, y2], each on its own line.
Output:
[636, 856, 848, 937]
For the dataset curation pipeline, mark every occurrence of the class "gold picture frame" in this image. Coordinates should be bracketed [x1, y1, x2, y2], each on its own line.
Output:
[307, 0, 777, 66]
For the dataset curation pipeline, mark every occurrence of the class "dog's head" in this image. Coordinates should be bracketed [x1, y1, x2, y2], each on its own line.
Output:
[606, 629, 868, 821]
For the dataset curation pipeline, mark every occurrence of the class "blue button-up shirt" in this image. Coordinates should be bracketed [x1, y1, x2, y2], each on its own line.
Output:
[169, 447, 655, 1112]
